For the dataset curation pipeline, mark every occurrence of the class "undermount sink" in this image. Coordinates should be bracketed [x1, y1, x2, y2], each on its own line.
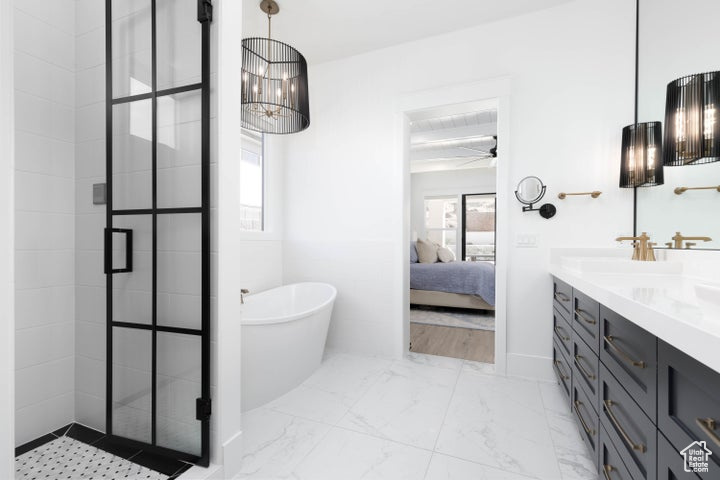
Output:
[560, 256, 684, 275]
[696, 283, 720, 321]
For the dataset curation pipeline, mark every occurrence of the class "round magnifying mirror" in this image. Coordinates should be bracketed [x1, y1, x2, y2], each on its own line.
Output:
[515, 176, 545, 205]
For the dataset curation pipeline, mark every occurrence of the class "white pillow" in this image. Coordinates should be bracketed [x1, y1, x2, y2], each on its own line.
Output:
[437, 246, 456, 263]
[416, 238, 439, 263]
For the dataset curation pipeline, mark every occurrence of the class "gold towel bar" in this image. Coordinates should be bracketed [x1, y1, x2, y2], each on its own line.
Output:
[674, 185, 720, 195]
[558, 191, 602, 199]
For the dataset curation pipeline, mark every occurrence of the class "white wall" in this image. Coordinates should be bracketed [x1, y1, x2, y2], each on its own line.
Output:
[281, 0, 635, 375]
[410, 168, 496, 247]
[13, 0, 77, 446]
[1, 0, 16, 474]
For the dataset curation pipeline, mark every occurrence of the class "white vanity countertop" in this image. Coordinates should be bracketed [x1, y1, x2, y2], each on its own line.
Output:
[550, 249, 720, 374]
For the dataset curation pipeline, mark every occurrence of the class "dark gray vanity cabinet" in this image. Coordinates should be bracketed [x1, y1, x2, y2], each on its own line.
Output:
[551, 276, 720, 480]
[658, 341, 720, 478]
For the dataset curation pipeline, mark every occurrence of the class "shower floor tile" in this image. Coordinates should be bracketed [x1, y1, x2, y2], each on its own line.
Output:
[15, 436, 171, 480]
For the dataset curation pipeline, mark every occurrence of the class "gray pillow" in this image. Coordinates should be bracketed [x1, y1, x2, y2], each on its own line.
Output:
[410, 242, 418, 263]
[416, 238, 439, 263]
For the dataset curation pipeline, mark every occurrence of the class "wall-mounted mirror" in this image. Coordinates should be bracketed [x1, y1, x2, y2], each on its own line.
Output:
[515, 176, 556, 219]
[636, 0, 720, 249]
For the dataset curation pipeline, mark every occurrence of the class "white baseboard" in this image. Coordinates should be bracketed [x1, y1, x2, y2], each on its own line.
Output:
[219, 429, 244, 479]
[506, 353, 554, 382]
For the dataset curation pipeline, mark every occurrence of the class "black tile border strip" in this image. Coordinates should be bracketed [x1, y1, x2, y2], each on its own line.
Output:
[15, 422, 193, 478]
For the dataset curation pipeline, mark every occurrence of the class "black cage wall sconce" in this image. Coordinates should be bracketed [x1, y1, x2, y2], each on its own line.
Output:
[619, 0, 664, 188]
[663, 70, 720, 166]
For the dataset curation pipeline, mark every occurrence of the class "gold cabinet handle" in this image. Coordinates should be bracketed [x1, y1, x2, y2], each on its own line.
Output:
[574, 400, 596, 436]
[602, 465, 614, 480]
[554, 291, 570, 302]
[554, 325, 570, 341]
[575, 308, 597, 325]
[696, 417, 720, 448]
[554, 360, 570, 380]
[603, 335, 646, 368]
[574, 355, 596, 380]
[603, 400, 646, 452]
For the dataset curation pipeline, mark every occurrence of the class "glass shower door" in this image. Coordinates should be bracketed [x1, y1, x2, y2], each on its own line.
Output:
[105, 0, 212, 466]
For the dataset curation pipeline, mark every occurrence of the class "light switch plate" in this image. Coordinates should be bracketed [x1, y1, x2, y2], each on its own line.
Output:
[516, 233, 538, 248]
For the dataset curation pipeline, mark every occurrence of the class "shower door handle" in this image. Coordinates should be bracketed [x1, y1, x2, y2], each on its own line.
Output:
[104, 228, 134, 274]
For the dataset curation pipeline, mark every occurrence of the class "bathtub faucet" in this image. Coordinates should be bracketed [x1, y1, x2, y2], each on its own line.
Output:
[241, 288, 250, 304]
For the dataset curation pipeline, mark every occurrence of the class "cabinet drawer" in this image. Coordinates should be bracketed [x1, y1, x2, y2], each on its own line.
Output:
[600, 364, 657, 480]
[658, 341, 720, 475]
[600, 425, 636, 480]
[553, 339, 572, 404]
[553, 307, 573, 358]
[553, 276, 572, 314]
[572, 289, 600, 353]
[573, 378, 600, 462]
[573, 335, 599, 415]
[657, 432, 709, 480]
[600, 306, 657, 421]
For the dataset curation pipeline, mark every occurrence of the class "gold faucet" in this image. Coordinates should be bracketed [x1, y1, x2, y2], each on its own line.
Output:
[670, 232, 712, 249]
[616, 232, 655, 261]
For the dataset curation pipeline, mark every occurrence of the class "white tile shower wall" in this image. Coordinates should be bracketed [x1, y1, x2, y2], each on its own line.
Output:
[281, 0, 635, 369]
[13, 0, 77, 446]
[74, 0, 106, 432]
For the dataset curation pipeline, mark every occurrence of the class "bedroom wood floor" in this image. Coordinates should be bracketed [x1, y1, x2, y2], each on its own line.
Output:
[410, 323, 495, 363]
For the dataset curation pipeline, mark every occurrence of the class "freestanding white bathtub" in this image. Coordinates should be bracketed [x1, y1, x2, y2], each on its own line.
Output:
[240, 282, 337, 412]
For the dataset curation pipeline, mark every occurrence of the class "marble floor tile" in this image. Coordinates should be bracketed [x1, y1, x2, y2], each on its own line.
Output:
[403, 352, 465, 371]
[461, 359, 496, 376]
[546, 412, 598, 480]
[338, 360, 460, 449]
[302, 353, 391, 402]
[235, 408, 331, 479]
[538, 381, 572, 419]
[292, 428, 432, 480]
[424, 453, 540, 480]
[435, 372, 562, 480]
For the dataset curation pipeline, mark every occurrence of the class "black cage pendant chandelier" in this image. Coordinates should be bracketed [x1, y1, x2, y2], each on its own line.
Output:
[241, 0, 310, 134]
[619, 0, 664, 188]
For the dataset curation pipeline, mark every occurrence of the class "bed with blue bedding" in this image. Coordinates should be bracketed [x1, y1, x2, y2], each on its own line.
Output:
[410, 261, 495, 310]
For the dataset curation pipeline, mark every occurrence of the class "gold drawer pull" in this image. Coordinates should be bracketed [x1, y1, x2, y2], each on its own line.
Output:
[603, 400, 646, 452]
[574, 400, 596, 436]
[554, 291, 570, 302]
[696, 417, 720, 448]
[602, 465, 614, 480]
[554, 325, 570, 341]
[554, 360, 570, 380]
[575, 308, 596, 325]
[603, 335, 646, 368]
[574, 355, 596, 380]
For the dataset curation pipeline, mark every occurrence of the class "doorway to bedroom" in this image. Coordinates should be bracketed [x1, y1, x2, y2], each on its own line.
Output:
[408, 109, 497, 364]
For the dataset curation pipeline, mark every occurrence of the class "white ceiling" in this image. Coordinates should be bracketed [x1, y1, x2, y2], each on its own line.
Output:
[410, 110, 497, 173]
[242, 0, 575, 64]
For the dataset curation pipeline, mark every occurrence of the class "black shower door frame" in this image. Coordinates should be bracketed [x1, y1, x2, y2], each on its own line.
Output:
[104, 0, 212, 466]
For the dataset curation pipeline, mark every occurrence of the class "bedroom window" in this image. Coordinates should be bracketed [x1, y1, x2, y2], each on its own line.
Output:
[424, 196, 458, 256]
[240, 129, 264, 231]
[462, 194, 496, 262]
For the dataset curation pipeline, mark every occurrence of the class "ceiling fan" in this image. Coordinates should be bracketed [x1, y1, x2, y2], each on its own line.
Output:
[457, 136, 497, 166]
